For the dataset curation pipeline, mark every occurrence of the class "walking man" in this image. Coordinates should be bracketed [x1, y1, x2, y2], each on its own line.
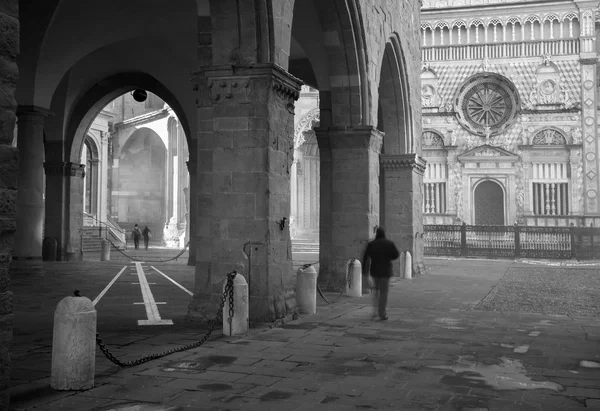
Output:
[142, 226, 152, 251]
[132, 224, 142, 250]
[362, 227, 400, 321]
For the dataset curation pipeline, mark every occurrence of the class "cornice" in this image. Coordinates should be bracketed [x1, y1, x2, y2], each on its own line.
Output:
[380, 154, 427, 174]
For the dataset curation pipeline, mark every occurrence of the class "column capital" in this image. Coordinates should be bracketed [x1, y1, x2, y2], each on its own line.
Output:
[16, 105, 52, 118]
[43, 162, 85, 178]
[198, 63, 303, 113]
[380, 153, 427, 175]
[315, 126, 383, 153]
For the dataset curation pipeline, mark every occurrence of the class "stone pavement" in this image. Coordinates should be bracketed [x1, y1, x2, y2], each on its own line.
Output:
[8, 258, 600, 410]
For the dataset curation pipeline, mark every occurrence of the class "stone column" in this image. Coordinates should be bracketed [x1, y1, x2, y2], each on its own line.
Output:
[380, 154, 427, 277]
[11, 106, 50, 274]
[44, 162, 86, 261]
[186, 158, 196, 266]
[316, 126, 383, 289]
[187, 64, 302, 323]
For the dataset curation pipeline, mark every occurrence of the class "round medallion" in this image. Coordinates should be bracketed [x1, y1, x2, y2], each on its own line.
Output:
[540, 80, 556, 95]
[585, 117, 595, 126]
[454, 73, 521, 137]
[586, 152, 597, 162]
[584, 80, 594, 90]
[587, 189, 597, 199]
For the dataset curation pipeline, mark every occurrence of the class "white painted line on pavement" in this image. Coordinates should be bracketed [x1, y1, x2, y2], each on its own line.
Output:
[134, 262, 173, 326]
[92, 266, 127, 306]
[150, 266, 193, 296]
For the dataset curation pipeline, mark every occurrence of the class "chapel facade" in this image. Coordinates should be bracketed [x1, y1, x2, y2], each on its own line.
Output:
[420, 0, 600, 227]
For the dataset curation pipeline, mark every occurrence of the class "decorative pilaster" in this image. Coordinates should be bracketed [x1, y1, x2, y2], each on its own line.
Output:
[43, 162, 85, 261]
[380, 153, 427, 277]
[316, 126, 383, 289]
[188, 64, 302, 323]
[579, 58, 599, 213]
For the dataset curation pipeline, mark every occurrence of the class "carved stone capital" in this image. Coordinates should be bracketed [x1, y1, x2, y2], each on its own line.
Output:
[201, 64, 302, 113]
[44, 162, 85, 178]
[314, 126, 383, 153]
[380, 154, 427, 175]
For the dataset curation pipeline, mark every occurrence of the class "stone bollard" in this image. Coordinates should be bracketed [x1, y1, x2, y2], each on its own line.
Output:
[51, 295, 96, 390]
[296, 265, 317, 314]
[345, 259, 362, 297]
[223, 274, 249, 336]
[404, 251, 412, 279]
[100, 239, 110, 261]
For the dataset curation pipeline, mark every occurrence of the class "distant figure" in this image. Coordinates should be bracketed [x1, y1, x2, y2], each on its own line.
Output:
[132, 224, 142, 250]
[362, 227, 400, 321]
[142, 226, 152, 251]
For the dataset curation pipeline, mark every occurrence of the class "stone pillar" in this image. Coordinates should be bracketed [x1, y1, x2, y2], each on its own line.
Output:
[187, 64, 302, 323]
[44, 162, 86, 261]
[12, 106, 49, 272]
[315, 126, 383, 289]
[186, 159, 196, 266]
[0, 3, 19, 409]
[380, 154, 427, 277]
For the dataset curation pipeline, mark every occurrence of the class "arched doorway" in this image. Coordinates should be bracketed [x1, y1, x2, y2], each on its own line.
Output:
[82, 136, 99, 216]
[474, 180, 505, 225]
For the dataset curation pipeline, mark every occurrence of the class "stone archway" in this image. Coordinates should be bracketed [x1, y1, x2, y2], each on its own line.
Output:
[377, 35, 426, 277]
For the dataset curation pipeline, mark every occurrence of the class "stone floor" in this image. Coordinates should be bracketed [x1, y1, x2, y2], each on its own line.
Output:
[7, 255, 600, 410]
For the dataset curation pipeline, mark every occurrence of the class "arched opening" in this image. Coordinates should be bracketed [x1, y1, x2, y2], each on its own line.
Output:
[82, 136, 99, 216]
[474, 180, 505, 225]
[62, 88, 190, 258]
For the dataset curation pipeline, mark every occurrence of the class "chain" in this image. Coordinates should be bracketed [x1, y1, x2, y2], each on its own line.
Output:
[96, 271, 237, 367]
[107, 239, 191, 263]
[346, 258, 356, 289]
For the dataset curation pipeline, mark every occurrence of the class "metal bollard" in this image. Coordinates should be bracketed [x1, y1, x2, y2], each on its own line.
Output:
[223, 274, 249, 336]
[404, 251, 412, 279]
[51, 295, 96, 390]
[296, 265, 317, 314]
[346, 259, 362, 297]
[100, 239, 110, 261]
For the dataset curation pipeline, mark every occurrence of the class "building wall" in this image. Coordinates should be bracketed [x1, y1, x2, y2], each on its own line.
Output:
[420, 0, 600, 227]
[0, 2, 18, 408]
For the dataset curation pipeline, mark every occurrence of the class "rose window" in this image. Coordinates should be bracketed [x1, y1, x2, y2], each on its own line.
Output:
[454, 73, 521, 137]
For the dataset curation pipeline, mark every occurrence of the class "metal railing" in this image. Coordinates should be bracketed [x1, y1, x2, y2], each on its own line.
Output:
[83, 213, 127, 247]
[424, 223, 600, 260]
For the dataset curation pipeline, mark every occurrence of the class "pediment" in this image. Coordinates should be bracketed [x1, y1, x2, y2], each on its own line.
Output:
[457, 144, 520, 162]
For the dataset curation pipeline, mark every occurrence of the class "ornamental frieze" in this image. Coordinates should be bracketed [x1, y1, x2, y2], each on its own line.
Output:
[380, 154, 427, 174]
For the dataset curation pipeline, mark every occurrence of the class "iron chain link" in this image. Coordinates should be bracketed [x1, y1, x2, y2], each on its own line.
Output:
[96, 271, 237, 367]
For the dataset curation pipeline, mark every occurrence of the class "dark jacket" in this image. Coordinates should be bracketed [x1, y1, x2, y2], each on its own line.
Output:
[362, 228, 400, 278]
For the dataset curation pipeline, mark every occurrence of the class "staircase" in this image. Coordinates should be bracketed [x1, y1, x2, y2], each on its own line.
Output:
[292, 238, 319, 253]
[81, 227, 104, 253]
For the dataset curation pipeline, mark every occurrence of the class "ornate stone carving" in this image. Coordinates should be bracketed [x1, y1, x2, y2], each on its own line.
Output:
[422, 130, 444, 147]
[421, 68, 444, 109]
[454, 73, 521, 138]
[208, 78, 251, 103]
[43, 162, 85, 178]
[295, 109, 320, 149]
[531, 129, 567, 145]
[525, 58, 573, 110]
[273, 79, 301, 114]
[380, 154, 427, 174]
[448, 163, 464, 220]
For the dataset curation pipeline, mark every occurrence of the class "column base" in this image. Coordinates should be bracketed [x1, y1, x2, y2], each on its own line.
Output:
[9, 259, 45, 276]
